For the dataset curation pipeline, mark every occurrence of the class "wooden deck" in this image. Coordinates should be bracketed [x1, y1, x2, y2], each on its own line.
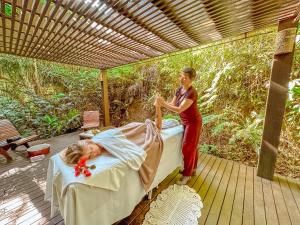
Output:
[0, 132, 299, 225]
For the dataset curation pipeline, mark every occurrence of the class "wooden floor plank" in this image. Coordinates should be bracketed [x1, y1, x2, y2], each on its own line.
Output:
[197, 157, 222, 199]
[28, 209, 53, 225]
[262, 178, 279, 225]
[199, 158, 228, 225]
[119, 168, 180, 225]
[1, 179, 46, 207]
[0, 154, 38, 175]
[278, 176, 300, 225]
[129, 174, 181, 224]
[192, 156, 217, 193]
[0, 163, 48, 188]
[217, 162, 240, 225]
[6, 201, 50, 225]
[0, 162, 46, 187]
[0, 184, 46, 216]
[287, 179, 300, 212]
[230, 164, 246, 225]
[242, 166, 254, 225]
[204, 161, 234, 225]
[272, 176, 292, 225]
[127, 153, 209, 225]
[187, 154, 211, 188]
[253, 175, 266, 225]
[44, 214, 64, 225]
[17, 204, 51, 225]
[118, 154, 207, 225]
[1, 195, 46, 223]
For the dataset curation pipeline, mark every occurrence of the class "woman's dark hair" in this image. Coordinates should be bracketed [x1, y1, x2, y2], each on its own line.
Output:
[183, 67, 196, 80]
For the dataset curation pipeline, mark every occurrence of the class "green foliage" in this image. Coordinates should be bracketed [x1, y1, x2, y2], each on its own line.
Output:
[4, 3, 12, 16]
[292, 86, 300, 95]
[229, 115, 264, 154]
[108, 65, 134, 78]
[52, 92, 65, 99]
[42, 109, 80, 136]
[0, 97, 34, 136]
[286, 78, 300, 138]
[212, 122, 232, 136]
[0, 56, 100, 137]
[43, 114, 59, 127]
[202, 114, 222, 125]
[163, 114, 180, 121]
[200, 144, 218, 155]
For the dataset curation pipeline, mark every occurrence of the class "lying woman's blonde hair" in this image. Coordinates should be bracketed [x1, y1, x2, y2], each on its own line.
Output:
[65, 141, 87, 164]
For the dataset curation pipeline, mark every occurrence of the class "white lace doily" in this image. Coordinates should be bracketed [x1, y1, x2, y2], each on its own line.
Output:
[143, 184, 203, 225]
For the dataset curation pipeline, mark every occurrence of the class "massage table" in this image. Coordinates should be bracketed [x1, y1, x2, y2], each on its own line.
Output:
[45, 125, 184, 225]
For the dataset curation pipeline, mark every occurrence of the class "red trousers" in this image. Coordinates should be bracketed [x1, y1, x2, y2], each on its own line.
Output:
[182, 118, 202, 176]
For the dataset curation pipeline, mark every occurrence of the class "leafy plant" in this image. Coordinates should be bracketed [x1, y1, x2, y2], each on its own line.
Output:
[4, 3, 12, 16]
[163, 114, 180, 121]
[200, 144, 219, 155]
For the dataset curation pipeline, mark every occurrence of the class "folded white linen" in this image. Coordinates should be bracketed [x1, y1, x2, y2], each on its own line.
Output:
[162, 119, 180, 129]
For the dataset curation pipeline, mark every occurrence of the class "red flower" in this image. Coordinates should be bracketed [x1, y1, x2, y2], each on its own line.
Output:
[83, 169, 91, 177]
[74, 157, 95, 177]
[75, 170, 80, 177]
[74, 165, 80, 172]
[78, 158, 87, 167]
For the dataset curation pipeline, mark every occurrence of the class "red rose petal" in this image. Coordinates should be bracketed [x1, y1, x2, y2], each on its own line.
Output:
[75, 171, 80, 177]
[84, 169, 91, 177]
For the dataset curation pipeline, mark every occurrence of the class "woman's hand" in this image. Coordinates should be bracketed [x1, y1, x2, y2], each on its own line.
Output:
[153, 97, 160, 107]
[154, 93, 163, 107]
[156, 96, 165, 106]
[153, 96, 160, 107]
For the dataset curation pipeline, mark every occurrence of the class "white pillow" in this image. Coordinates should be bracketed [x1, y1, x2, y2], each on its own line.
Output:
[162, 119, 180, 129]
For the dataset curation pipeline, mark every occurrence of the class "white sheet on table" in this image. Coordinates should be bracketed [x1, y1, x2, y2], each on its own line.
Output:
[92, 127, 146, 170]
[45, 125, 184, 225]
[47, 153, 126, 195]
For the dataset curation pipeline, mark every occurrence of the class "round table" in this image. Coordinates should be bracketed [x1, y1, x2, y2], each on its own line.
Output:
[27, 143, 50, 157]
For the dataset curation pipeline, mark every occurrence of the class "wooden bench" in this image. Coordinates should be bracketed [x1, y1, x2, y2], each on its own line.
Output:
[0, 119, 38, 161]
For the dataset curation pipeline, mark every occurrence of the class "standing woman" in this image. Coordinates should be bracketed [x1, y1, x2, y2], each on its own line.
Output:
[157, 67, 202, 185]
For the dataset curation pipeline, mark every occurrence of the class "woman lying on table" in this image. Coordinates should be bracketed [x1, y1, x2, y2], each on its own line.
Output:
[64, 99, 162, 165]
[64, 100, 164, 190]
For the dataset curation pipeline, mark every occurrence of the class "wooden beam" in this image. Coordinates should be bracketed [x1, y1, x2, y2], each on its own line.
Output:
[100, 70, 110, 126]
[257, 16, 298, 180]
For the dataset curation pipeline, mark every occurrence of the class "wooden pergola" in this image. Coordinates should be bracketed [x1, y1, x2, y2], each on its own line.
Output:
[0, 0, 299, 180]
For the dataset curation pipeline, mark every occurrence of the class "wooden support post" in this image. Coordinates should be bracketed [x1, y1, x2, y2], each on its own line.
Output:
[100, 70, 110, 126]
[257, 17, 298, 180]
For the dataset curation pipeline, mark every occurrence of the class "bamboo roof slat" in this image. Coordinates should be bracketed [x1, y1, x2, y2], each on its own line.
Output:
[17, 0, 40, 55]
[0, 0, 298, 69]
[23, 0, 52, 56]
